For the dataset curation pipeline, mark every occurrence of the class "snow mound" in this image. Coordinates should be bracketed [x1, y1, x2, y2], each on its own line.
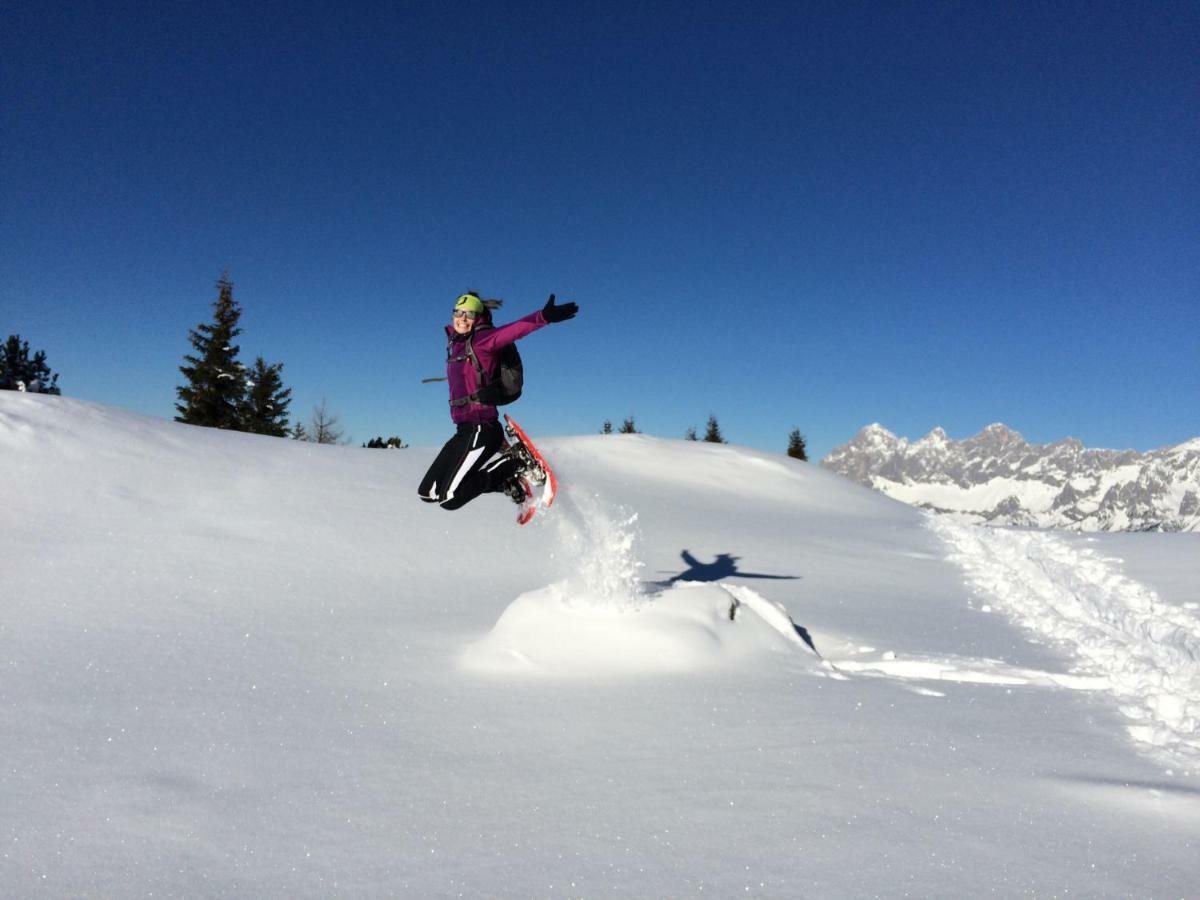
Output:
[461, 581, 813, 676]
[464, 489, 816, 677]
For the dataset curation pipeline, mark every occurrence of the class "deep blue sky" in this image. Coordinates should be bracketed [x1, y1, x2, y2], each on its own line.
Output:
[3, 0, 1197, 457]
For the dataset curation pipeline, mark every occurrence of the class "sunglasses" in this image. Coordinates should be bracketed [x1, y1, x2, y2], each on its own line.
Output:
[452, 309, 478, 321]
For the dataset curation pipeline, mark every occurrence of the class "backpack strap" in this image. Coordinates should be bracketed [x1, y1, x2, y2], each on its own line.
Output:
[447, 334, 491, 407]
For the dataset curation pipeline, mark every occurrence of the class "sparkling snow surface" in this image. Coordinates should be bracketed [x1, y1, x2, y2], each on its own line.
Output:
[2, 395, 1198, 897]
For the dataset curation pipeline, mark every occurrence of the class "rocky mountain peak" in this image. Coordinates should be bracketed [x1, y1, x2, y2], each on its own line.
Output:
[821, 424, 1200, 532]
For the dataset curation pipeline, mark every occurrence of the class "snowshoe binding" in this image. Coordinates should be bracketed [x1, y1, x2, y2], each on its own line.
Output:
[501, 474, 536, 525]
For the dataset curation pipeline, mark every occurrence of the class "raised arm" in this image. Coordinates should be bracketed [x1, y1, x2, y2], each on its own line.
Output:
[474, 294, 579, 351]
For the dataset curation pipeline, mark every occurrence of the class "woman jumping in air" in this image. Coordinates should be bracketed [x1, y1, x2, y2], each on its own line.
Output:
[418, 290, 578, 511]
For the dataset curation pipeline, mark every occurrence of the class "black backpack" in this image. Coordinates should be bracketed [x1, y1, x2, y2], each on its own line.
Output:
[448, 334, 523, 408]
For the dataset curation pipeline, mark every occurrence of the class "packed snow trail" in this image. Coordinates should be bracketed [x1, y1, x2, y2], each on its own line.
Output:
[929, 516, 1200, 769]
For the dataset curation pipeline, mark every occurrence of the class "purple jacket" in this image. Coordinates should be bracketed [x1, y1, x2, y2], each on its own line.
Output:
[445, 308, 548, 424]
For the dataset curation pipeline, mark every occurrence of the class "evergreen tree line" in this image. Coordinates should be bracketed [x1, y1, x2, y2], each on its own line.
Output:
[175, 275, 407, 447]
[601, 415, 808, 460]
[175, 274, 294, 436]
[1, 335, 61, 394]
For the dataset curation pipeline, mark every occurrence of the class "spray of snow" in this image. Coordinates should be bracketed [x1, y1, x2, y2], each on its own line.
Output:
[929, 515, 1200, 768]
[548, 489, 645, 608]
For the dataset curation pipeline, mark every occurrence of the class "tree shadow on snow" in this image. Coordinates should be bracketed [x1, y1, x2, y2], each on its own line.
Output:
[1054, 774, 1200, 798]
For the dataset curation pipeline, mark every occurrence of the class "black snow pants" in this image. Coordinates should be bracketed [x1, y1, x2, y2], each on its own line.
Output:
[418, 421, 521, 510]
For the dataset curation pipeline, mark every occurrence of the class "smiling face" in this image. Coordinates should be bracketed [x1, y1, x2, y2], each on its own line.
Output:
[452, 308, 477, 334]
[452, 293, 485, 334]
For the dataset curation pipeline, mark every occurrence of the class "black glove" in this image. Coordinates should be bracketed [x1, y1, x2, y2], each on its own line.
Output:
[542, 293, 579, 324]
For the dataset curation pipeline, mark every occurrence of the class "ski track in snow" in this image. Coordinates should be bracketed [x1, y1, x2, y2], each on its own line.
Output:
[928, 514, 1200, 769]
[830, 654, 1108, 695]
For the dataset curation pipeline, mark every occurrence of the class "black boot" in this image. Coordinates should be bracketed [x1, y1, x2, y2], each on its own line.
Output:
[501, 475, 530, 505]
[506, 444, 545, 485]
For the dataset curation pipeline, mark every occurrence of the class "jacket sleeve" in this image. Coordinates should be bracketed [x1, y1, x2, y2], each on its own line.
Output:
[473, 309, 548, 352]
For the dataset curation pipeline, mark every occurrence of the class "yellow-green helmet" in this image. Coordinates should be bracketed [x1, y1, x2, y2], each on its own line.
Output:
[454, 292, 485, 314]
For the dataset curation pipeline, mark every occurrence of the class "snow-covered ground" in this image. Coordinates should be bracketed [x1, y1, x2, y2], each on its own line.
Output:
[3, 394, 1198, 896]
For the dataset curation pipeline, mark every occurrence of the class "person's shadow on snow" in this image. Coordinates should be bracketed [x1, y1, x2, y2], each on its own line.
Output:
[644, 551, 818, 656]
[656, 550, 800, 586]
[647, 551, 817, 655]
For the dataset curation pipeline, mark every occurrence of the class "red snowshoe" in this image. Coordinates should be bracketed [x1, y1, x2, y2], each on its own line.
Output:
[503, 414, 558, 525]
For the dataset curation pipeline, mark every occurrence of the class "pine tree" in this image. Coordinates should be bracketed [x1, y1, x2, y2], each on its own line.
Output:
[290, 421, 310, 441]
[703, 415, 726, 443]
[684, 426, 698, 441]
[787, 428, 809, 461]
[176, 274, 247, 429]
[1, 335, 61, 393]
[619, 416, 638, 434]
[600, 420, 613, 434]
[240, 357, 292, 437]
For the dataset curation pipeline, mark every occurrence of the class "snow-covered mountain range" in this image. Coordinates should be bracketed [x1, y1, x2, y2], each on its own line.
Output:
[822, 423, 1200, 532]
